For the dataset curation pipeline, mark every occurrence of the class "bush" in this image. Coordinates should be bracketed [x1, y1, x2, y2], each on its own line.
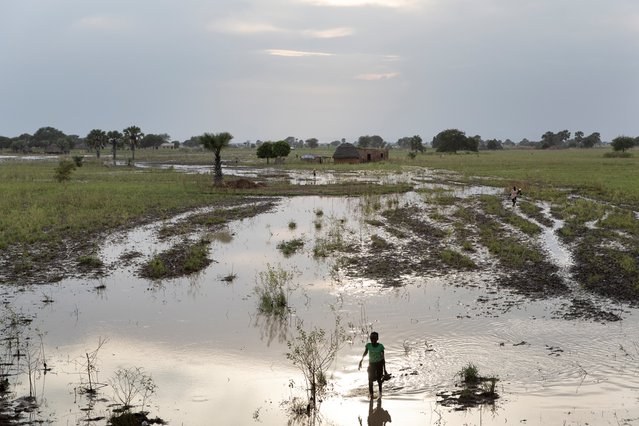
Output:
[277, 238, 305, 257]
[54, 159, 76, 182]
[255, 264, 293, 315]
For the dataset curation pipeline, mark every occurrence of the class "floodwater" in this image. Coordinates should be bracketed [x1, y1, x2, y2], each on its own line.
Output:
[4, 183, 639, 425]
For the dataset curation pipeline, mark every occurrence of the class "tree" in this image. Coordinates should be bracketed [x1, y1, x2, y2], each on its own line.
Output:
[107, 130, 123, 165]
[0, 136, 11, 149]
[183, 136, 201, 148]
[85, 129, 107, 159]
[123, 126, 144, 162]
[432, 129, 476, 153]
[357, 135, 385, 148]
[305, 138, 319, 149]
[611, 136, 634, 153]
[200, 132, 233, 183]
[32, 127, 67, 149]
[485, 139, 503, 150]
[396, 137, 411, 149]
[409, 135, 424, 153]
[272, 140, 291, 159]
[574, 131, 584, 145]
[140, 133, 170, 149]
[582, 132, 600, 148]
[256, 141, 275, 164]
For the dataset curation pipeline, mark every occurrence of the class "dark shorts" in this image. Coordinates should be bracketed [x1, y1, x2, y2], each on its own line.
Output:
[367, 361, 383, 382]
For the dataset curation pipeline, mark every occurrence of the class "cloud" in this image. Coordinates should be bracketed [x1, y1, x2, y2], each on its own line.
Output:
[298, 0, 418, 8]
[303, 27, 354, 38]
[264, 49, 334, 57]
[208, 19, 285, 34]
[356, 72, 399, 80]
[73, 16, 128, 31]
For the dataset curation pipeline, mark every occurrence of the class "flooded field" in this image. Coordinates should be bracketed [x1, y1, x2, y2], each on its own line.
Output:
[2, 168, 639, 425]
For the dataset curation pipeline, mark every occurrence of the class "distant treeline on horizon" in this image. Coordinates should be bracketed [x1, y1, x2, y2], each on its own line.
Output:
[1, 126, 638, 154]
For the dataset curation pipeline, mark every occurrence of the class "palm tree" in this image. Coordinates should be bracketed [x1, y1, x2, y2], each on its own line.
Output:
[107, 130, 123, 165]
[85, 129, 107, 159]
[200, 132, 233, 184]
[123, 126, 144, 162]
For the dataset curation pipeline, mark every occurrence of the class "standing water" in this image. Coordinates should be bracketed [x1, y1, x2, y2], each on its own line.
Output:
[3, 193, 639, 425]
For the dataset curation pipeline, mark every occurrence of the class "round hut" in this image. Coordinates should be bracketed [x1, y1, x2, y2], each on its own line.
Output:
[332, 143, 360, 164]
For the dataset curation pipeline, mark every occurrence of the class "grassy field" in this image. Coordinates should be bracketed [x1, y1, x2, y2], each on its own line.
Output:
[1, 146, 638, 249]
[0, 160, 226, 249]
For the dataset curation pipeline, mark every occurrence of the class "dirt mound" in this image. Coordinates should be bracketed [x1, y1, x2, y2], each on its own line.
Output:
[223, 179, 265, 189]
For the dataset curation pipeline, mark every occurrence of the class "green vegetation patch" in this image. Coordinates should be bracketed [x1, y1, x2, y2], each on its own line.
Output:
[255, 264, 293, 316]
[277, 238, 305, 257]
[77, 255, 104, 270]
[479, 195, 541, 236]
[439, 249, 476, 269]
[140, 238, 212, 279]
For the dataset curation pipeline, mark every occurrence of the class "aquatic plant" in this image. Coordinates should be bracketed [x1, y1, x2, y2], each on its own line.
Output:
[255, 264, 293, 316]
[109, 366, 156, 411]
[277, 238, 305, 257]
[78, 338, 108, 395]
[439, 249, 477, 269]
[459, 363, 479, 384]
[288, 220, 297, 230]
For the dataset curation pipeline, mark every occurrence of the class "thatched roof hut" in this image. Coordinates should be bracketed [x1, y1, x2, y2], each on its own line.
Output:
[332, 143, 360, 163]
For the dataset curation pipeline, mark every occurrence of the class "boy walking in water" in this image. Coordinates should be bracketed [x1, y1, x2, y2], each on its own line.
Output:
[358, 331, 387, 400]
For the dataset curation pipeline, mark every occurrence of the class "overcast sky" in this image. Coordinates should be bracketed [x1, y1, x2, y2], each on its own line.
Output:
[1, 0, 638, 143]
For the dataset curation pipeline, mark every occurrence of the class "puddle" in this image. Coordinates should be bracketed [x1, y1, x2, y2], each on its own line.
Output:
[3, 194, 639, 425]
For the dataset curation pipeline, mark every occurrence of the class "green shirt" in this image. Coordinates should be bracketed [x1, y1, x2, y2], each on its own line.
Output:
[366, 342, 385, 363]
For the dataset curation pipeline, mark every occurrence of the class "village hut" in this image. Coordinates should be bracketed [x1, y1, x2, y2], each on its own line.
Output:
[332, 143, 361, 164]
[333, 143, 389, 164]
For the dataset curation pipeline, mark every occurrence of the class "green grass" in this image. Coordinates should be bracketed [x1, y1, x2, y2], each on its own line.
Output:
[0, 160, 230, 249]
[277, 238, 305, 256]
[439, 249, 477, 269]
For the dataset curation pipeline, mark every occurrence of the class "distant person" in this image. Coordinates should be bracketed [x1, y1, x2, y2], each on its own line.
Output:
[358, 331, 388, 400]
[510, 185, 521, 207]
[368, 398, 392, 426]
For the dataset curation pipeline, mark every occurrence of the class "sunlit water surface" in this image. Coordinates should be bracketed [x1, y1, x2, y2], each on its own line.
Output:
[5, 193, 639, 426]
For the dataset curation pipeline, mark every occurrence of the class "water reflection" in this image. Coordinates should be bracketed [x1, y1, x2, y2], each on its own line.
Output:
[253, 312, 292, 346]
[366, 398, 392, 426]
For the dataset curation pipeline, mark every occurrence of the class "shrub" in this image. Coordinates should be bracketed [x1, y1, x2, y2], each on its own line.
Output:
[459, 363, 479, 384]
[255, 264, 293, 316]
[277, 238, 305, 257]
[77, 255, 104, 269]
[54, 159, 76, 182]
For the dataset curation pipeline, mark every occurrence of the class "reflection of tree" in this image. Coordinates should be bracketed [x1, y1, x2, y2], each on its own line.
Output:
[254, 312, 291, 346]
[368, 399, 391, 426]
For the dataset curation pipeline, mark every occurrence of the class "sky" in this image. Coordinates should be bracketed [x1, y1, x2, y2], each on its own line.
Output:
[1, 0, 638, 144]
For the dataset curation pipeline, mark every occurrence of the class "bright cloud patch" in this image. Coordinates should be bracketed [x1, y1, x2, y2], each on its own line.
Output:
[303, 27, 354, 38]
[356, 72, 399, 80]
[265, 49, 333, 57]
[208, 19, 285, 34]
[74, 16, 127, 31]
[300, 0, 417, 8]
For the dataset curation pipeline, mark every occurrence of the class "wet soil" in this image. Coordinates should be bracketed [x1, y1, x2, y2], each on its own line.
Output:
[0, 197, 275, 286]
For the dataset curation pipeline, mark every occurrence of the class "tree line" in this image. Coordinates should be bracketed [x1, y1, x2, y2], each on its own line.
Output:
[2, 127, 639, 156]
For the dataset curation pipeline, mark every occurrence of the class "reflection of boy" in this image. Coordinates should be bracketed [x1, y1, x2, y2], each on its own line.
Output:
[368, 399, 392, 426]
[358, 331, 387, 399]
